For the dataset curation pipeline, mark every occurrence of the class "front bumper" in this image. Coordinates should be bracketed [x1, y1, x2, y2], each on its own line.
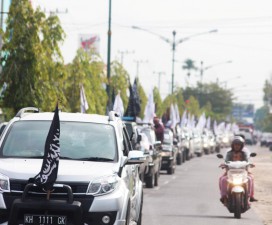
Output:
[0, 181, 133, 225]
[160, 157, 173, 170]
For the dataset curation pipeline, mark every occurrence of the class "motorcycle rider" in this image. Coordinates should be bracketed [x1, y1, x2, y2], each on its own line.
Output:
[219, 136, 255, 205]
[236, 134, 258, 202]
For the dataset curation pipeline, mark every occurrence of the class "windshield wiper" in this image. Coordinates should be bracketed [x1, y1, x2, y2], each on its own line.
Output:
[78, 157, 114, 162]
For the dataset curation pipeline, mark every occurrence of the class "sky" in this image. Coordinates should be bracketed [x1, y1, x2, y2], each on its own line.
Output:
[32, 0, 272, 110]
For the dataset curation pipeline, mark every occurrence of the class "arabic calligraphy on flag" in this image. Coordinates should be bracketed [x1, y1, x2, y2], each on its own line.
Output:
[33, 103, 60, 191]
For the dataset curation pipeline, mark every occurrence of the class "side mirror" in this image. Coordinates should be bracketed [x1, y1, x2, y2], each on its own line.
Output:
[216, 153, 224, 159]
[126, 150, 146, 165]
[173, 139, 178, 145]
[250, 152, 257, 157]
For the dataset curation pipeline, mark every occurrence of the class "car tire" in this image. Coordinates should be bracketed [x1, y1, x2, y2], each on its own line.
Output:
[145, 173, 154, 188]
[167, 167, 174, 175]
[154, 171, 159, 186]
[176, 153, 182, 165]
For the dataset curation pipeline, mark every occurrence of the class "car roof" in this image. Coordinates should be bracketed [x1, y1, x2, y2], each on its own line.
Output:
[16, 112, 111, 124]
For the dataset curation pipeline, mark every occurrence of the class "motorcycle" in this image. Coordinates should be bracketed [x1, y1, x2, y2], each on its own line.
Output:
[217, 152, 256, 219]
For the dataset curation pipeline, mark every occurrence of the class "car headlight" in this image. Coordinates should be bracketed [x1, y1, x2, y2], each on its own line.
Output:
[0, 173, 10, 193]
[161, 151, 171, 157]
[86, 174, 119, 196]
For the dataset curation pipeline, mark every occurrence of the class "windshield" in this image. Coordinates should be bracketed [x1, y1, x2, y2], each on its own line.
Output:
[0, 121, 117, 161]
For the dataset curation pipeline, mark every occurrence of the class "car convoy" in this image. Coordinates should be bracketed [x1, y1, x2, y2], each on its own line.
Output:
[0, 107, 264, 225]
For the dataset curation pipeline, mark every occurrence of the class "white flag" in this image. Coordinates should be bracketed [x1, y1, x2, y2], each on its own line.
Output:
[143, 90, 155, 123]
[174, 104, 180, 124]
[170, 104, 177, 129]
[80, 84, 89, 113]
[113, 92, 124, 117]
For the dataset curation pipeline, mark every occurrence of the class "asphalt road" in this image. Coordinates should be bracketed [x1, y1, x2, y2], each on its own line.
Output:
[142, 147, 264, 225]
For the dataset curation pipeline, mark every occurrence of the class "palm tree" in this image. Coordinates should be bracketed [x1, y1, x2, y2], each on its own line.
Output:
[182, 59, 198, 78]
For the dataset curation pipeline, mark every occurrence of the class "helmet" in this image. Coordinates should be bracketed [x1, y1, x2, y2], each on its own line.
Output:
[231, 136, 245, 149]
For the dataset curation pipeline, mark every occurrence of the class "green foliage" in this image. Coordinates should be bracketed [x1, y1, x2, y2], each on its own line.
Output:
[254, 106, 269, 131]
[64, 48, 107, 114]
[110, 61, 129, 109]
[0, 0, 66, 115]
[256, 77, 272, 131]
[182, 58, 198, 77]
[153, 87, 162, 117]
[136, 79, 147, 118]
[185, 96, 200, 116]
[183, 82, 233, 120]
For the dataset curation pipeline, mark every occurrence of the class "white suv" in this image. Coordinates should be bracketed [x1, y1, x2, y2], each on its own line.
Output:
[0, 108, 144, 225]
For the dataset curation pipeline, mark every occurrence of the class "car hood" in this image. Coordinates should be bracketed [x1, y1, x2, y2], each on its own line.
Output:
[0, 158, 120, 182]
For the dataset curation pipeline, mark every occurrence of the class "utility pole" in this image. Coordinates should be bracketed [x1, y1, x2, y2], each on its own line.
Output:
[153, 71, 165, 93]
[118, 50, 134, 65]
[43, 8, 68, 16]
[134, 60, 148, 78]
[171, 30, 176, 94]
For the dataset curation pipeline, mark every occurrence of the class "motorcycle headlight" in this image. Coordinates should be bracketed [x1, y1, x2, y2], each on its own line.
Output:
[0, 173, 10, 193]
[86, 175, 119, 196]
[232, 177, 243, 185]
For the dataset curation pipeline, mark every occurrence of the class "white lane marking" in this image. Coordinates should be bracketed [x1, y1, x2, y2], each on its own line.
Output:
[154, 187, 160, 191]
[163, 180, 169, 185]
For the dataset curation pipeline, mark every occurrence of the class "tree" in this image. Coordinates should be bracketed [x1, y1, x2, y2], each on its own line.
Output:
[0, 0, 66, 115]
[64, 48, 107, 114]
[136, 78, 147, 119]
[110, 61, 129, 110]
[153, 87, 163, 117]
[183, 82, 233, 120]
[182, 58, 198, 78]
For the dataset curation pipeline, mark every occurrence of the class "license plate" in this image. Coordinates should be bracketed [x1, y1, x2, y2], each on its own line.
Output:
[24, 214, 67, 225]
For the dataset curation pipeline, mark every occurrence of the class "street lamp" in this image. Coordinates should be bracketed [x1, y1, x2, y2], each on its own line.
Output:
[106, 0, 112, 103]
[132, 26, 218, 94]
[219, 76, 241, 88]
[200, 60, 232, 83]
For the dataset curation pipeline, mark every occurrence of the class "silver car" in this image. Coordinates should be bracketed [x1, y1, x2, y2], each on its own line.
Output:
[0, 108, 144, 225]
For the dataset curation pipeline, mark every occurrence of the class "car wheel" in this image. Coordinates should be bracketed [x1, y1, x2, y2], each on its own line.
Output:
[154, 171, 159, 186]
[145, 173, 154, 188]
[176, 153, 182, 165]
[167, 167, 174, 175]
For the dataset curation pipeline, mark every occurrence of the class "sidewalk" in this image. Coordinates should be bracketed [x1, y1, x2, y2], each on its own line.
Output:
[251, 145, 272, 225]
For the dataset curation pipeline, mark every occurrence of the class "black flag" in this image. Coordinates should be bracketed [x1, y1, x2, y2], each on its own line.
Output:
[132, 78, 141, 116]
[34, 103, 60, 191]
[124, 79, 141, 120]
[124, 84, 137, 119]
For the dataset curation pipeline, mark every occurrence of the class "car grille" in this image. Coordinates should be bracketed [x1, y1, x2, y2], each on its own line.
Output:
[4, 179, 93, 212]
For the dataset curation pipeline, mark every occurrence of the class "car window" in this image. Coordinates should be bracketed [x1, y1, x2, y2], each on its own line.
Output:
[0, 121, 117, 161]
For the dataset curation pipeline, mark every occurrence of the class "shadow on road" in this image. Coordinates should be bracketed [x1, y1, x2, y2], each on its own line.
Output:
[162, 214, 252, 220]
